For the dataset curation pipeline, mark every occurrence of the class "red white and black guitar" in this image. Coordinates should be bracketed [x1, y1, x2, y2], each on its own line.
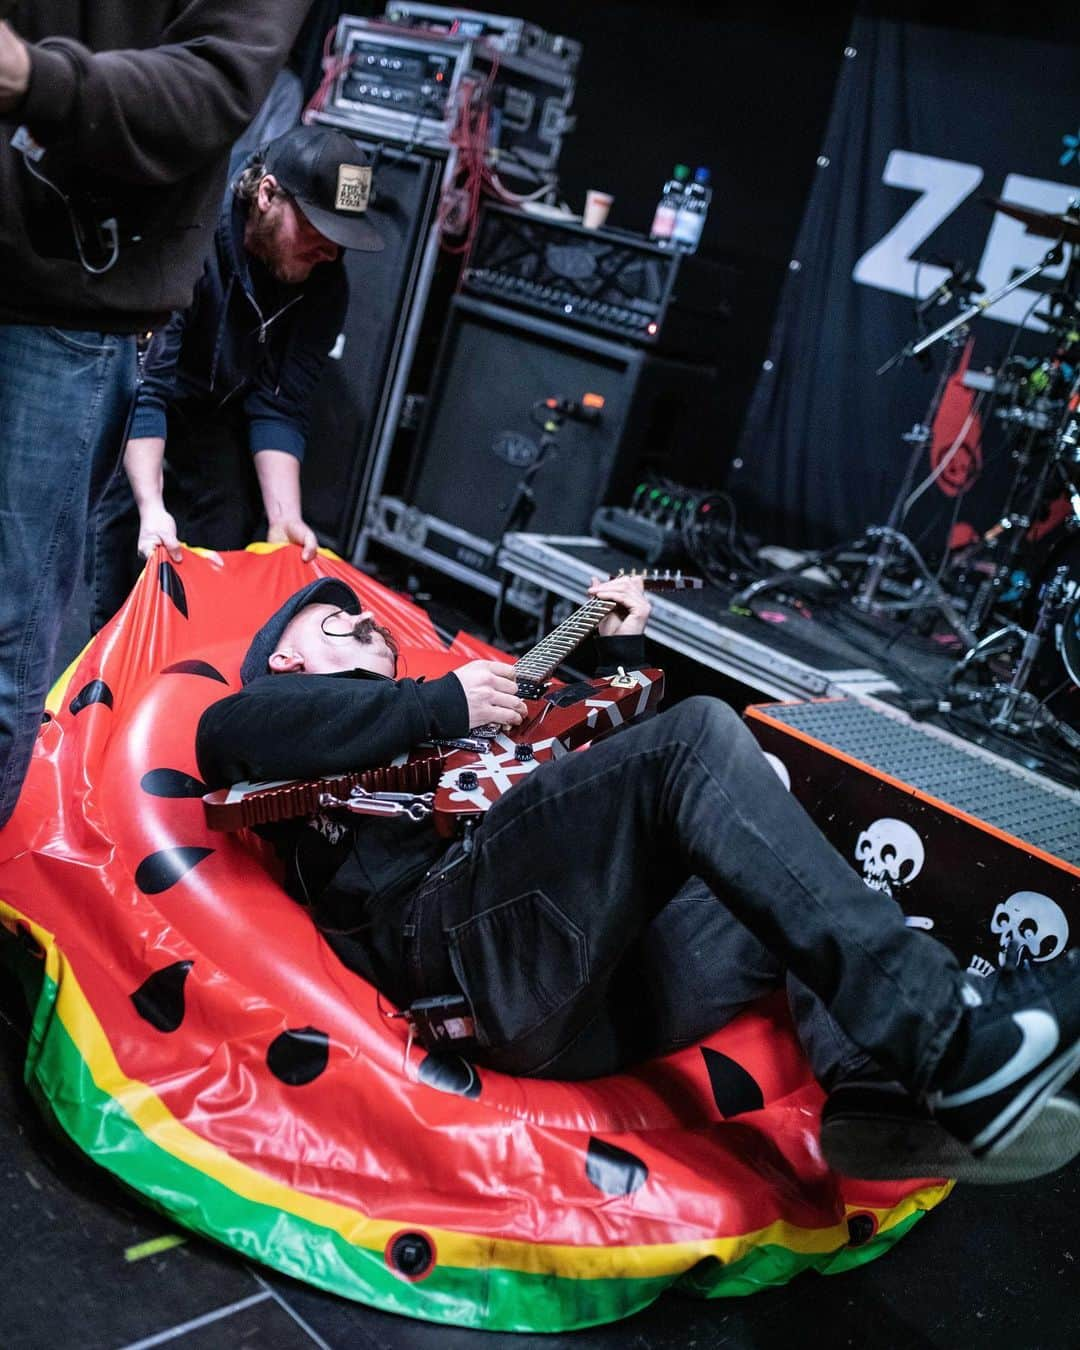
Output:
[203, 570, 701, 838]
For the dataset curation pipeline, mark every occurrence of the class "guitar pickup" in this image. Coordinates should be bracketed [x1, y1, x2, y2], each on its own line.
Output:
[542, 681, 596, 708]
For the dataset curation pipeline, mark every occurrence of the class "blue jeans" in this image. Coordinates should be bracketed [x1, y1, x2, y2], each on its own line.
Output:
[0, 324, 137, 828]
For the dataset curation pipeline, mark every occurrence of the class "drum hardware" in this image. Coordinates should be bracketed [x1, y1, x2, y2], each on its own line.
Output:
[957, 350, 1080, 636]
[856, 322, 976, 632]
[876, 233, 1067, 380]
[947, 557, 1080, 749]
[981, 195, 1080, 244]
[961, 368, 1019, 399]
[860, 227, 1069, 632]
[995, 403, 1061, 432]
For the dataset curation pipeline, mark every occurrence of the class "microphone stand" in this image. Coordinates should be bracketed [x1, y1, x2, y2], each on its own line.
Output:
[488, 397, 596, 575]
[855, 322, 969, 614]
[876, 239, 1066, 375]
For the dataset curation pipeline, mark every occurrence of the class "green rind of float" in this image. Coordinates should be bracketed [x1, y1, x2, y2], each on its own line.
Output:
[1, 935, 932, 1332]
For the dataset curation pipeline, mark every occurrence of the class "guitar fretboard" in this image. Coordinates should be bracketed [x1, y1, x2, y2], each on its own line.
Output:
[513, 597, 617, 682]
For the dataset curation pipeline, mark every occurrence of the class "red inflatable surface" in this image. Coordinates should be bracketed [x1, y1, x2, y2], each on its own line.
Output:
[0, 545, 950, 1332]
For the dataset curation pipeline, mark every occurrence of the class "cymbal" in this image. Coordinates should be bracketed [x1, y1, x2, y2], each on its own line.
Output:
[983, 195, 1080, 243]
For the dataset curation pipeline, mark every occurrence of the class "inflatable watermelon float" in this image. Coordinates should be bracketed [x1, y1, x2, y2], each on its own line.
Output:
[0, 544, 950, 1332]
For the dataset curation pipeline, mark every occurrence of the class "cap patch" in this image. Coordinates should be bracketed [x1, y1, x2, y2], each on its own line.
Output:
[336, 164, 372, 213]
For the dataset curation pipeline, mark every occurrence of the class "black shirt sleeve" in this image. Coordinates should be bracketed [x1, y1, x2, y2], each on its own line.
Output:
[196, 670, 469, 788]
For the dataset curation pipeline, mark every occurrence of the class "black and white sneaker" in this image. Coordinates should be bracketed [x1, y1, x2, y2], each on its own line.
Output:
[822, 951, 1080, 1184]
[821, 1080, 1080, 1184]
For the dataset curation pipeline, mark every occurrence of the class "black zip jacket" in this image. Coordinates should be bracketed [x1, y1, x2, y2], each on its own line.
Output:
[0, 1, 311, 332]
[195, 634, 648, 995]
[129, 195, 348, 461]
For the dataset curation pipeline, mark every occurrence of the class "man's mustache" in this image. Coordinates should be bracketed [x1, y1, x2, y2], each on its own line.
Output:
[350, 616, 399, 659]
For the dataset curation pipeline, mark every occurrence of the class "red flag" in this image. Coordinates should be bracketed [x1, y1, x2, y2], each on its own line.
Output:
[929, 336, 983, 498]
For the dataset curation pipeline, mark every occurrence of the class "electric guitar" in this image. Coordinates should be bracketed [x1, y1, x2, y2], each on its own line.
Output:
[203, 570, 701, 837]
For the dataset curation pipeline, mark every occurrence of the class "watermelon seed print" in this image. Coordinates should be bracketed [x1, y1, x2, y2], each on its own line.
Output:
[134, 846, 214, 894]
[140, 768, 209, 798]
[585, 1138, 649, 1196]
[160, 659, 229, 683]
[417, 1053, 482, 1098]
[701, 1047, 766, 1117]
[158, 560, 188, 618]
[131, 960, 194, 1032]
[69, 679, 114, 715]
[267, 1027, 331, 1085]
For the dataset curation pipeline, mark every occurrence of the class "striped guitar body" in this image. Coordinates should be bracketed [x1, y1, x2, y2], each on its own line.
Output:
[432, 666, 665, 837]
[203, 571, 696, 835]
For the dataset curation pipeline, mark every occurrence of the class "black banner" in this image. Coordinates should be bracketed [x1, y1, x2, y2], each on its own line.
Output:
[730, 16, 1080, 556]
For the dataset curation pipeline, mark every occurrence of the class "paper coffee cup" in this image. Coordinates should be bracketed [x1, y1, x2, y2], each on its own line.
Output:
[583, 190, 613, 229]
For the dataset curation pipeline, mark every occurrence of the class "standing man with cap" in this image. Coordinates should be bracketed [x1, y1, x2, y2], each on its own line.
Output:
[91, 124, 385, 628]
[0, 1, 314, 834]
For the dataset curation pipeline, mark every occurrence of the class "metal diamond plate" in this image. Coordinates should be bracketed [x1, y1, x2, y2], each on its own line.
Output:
[760, 699, 1080, 866]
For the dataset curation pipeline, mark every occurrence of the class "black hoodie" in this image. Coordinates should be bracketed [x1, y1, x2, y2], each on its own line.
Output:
[0, 1, 311, 332]
[195, 635, 648, 997]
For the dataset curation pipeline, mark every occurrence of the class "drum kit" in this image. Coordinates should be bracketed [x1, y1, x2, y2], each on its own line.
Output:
[862, 196, 1080, 754]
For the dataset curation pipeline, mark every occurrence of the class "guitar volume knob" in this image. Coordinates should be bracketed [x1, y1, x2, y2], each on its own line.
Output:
[515, 743, 534, 762]
[457, 770, 479, 791]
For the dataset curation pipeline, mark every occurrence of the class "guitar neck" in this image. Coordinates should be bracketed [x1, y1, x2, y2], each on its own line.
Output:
[510, 572, 701, 683]
[513, 597, 616, 683]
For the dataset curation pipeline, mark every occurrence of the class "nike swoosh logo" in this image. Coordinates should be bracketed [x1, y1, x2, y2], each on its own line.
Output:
[937, 1009, 1059, 1108]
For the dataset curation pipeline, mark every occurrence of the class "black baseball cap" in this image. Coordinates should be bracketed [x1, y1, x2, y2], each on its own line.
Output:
[262, 126, 384, 253]
[240, 578, 362, 685]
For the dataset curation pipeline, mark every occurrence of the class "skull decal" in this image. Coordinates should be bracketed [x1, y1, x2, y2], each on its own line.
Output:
[854, 818, 925, 896]
[990, 891, 1069, 967]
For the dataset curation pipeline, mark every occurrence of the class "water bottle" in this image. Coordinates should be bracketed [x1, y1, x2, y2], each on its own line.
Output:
[649, 163, 690, 248]
[672, 166, 712, 253]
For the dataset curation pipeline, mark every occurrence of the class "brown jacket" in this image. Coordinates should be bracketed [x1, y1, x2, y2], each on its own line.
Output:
[0, 1, 312, 332]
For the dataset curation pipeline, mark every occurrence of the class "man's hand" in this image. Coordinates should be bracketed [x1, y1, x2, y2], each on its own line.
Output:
[588, 574, 651, 637]
[137, 506, 182, 562]
[0, 22, 30, 116]
[255, 449, 317, 561]
[266, 516, 318, 562]
[453, 660, 527, 729]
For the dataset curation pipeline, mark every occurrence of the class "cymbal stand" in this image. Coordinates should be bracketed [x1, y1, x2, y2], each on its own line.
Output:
[855, 325, 968, 615]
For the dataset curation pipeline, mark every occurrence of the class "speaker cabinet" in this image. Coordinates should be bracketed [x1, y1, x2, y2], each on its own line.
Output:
[405, 297, 722, 546]
[302, 136, 446, 553]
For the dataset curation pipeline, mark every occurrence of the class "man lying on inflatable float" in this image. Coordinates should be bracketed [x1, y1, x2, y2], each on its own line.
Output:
[198, 570, 1080, 1185]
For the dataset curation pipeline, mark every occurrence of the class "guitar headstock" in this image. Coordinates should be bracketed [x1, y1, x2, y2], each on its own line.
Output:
[609, 568, 703, 592]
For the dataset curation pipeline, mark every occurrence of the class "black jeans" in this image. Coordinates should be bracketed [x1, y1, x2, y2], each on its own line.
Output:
[89, 400, 263, 631]
[402, 698, 964, 1089]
